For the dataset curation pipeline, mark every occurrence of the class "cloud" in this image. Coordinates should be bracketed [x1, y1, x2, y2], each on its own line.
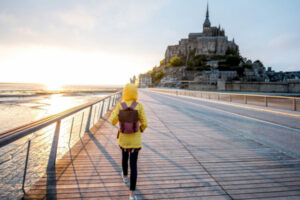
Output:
[268, 33, 300, 52]
[0, 12, 17, 25]
[0, 0, 168, 50]
[265, 34, 300, 70]
[242, 33, 300, 71]
[0, 1, 170, 84]
[56, 8, 95, 30]
[112, 0, 168, 29]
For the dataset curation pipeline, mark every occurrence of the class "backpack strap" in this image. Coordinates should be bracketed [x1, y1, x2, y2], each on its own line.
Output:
[130, 102, 138, 109]
[121, 102, 128, 110]
[130, 102, 138, 132]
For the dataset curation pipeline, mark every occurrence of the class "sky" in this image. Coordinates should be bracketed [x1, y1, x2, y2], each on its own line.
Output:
[0, 0, 299, 86]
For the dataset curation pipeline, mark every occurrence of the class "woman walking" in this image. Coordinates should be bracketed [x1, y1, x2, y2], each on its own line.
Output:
[110, 84, 147, 200]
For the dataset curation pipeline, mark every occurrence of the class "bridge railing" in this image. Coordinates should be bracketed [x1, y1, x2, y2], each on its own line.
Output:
[149, 88, 299, 112]
[0, 91, 122, 199]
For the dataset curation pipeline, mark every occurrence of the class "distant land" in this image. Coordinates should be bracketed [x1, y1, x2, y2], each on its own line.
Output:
[0, 82, 122, 97]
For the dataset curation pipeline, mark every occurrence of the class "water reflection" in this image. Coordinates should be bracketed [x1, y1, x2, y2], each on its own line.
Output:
[0, 92, 109, 133]
[39, 94, 73, 116]
[29, 93, 106, 123]
[0, 86, 119, 199]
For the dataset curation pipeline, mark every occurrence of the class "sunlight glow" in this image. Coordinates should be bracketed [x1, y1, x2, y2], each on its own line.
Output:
[0, 45, 151, 85]
[45, 82, 63, 91]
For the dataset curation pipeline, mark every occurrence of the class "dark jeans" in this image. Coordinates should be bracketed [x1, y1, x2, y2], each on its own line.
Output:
[122, 150, 139, 191]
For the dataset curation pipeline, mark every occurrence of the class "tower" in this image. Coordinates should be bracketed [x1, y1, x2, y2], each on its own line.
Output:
[203, 3, 211, 30]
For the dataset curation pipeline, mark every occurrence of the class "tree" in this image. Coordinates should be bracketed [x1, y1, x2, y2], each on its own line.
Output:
[225, 47, 239, 56]
[151, 70, 165, 85]
[160, 59, 165, 66]
[242, 63, 252, 69]
[254, 60, 264, 67]
[165, 63, 172, 68]
[170, 56, 184, 67]
[225, 55, 242, 66]
[195, 65, 210, 71]
[186, 53, 209, 71]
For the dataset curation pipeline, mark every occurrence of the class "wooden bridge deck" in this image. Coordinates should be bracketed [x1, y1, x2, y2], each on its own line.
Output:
[25, 90, 300, 199]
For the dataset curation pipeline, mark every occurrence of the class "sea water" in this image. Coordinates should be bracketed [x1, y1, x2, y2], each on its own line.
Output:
[0, 83, 118, 133]
[0, 83, 120, 198]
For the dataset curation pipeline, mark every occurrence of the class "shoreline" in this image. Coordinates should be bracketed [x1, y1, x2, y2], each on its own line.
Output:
[0, 89, 122, 98]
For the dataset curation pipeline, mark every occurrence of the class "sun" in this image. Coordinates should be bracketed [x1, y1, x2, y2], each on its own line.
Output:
[44, 81, 63, 91]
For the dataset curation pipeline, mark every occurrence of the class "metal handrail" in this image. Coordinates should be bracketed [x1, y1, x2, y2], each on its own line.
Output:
[0, 91, 122, 198]
[0, 91, 121, 147]
[149, 88, 298, 111]
[150, 88, 300, 99]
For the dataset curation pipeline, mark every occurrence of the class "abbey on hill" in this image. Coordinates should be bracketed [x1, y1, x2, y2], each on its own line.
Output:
[165, 4, 238, 63]
[133, 4, 300, 92]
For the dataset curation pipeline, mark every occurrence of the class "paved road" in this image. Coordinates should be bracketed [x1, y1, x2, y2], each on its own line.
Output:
[144, 90, 300, 159]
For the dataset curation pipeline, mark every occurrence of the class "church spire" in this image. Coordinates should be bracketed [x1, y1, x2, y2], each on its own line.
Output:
[206, 3, 209, 18]
[203, 2, 211, 29]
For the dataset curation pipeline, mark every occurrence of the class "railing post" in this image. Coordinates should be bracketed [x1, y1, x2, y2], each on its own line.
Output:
[79, 112, 85, 137]
[104, 99, 108, 114]
[99, 100, 105, 118]
[47, 120, 61, 170]
[95, 103, 100, 122]
[116, 94, 119, 103]
[68, 118, 74, 148]
[106, 98, 109, 112]
[265, 96, 268, 107]
[92, 105, 97, 125]
[97, 102, 101, 119]
[110, 96, 113, 108]
[108, 96, 112, 109]
[292, 98, 296, 111]
[103, 99, 107, 114]
[22, 140, 31, 195]
[85, 106, 93, 133]
[111, 96, 114, 107]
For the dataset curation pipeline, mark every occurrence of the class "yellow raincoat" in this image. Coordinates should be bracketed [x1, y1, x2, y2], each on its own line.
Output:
[110, 84, 147, 148]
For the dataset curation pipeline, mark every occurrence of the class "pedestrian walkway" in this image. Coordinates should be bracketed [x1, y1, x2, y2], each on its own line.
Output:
[24, 90, 300, 199]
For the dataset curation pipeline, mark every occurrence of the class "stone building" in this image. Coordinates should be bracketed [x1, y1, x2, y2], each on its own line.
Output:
[244, 60, 267, 82]
[165, 4, 238, 63]
[136, 74, 152, 88]
[194, 70, 238, 84]
[130, 75, 136, 84]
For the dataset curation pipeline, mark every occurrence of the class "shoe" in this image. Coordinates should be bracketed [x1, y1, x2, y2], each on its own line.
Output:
[121, 172, 128, 184]
[129, 196, 137, 200]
